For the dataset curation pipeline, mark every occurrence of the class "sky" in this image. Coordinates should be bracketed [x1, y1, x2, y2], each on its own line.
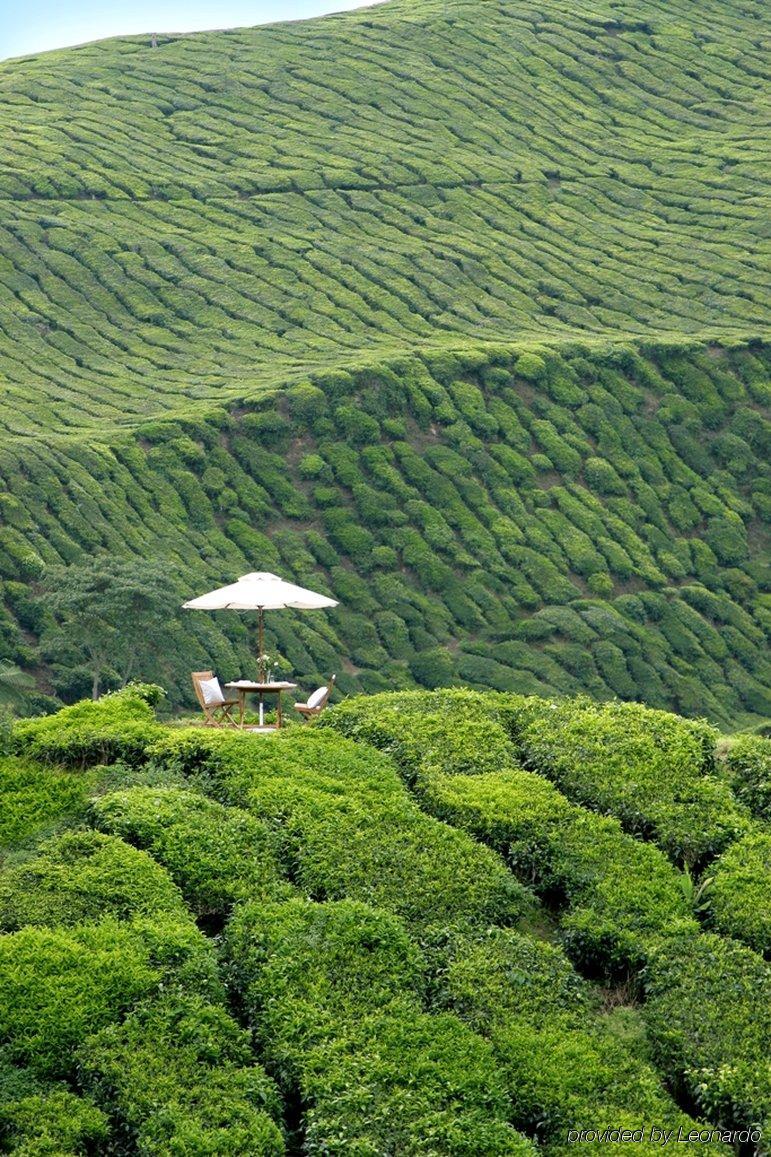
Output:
[2, 0, 384, 61]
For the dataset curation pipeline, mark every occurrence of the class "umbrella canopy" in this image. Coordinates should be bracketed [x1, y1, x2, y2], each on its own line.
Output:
[183, 572, 337, 612]
[183, 572, 338, 681]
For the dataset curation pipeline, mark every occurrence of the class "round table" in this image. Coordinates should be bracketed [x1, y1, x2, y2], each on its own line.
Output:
[224, 681, 298, 730]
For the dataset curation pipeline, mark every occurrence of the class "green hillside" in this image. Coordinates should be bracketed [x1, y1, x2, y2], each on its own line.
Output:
[0, 0, 768, 427]
[0, 0, 768, 721]
[2, 340, 769, 724]
[1, 687, 769, 1152]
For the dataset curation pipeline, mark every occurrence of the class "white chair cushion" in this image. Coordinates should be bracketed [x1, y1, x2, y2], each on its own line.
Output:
[306, 685, 328, 709]
[200, 677, 225, 706]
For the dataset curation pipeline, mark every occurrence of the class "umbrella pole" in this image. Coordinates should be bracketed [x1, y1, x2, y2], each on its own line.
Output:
[258, 608, 266, 727]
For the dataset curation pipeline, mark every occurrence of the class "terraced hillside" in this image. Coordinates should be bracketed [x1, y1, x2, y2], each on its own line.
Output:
[1, 0, 768, 427]
[0, 0, 768, 719]
[1, 688, 769, 1153]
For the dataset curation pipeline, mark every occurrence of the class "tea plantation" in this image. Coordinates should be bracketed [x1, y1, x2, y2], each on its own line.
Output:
[0, 686, 769, 1153]
[0, 0, 768, 722]
[0, 337, 769, 721]
[0, 0, 768, 1149]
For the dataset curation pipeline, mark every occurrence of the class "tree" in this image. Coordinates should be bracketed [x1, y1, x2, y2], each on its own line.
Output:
[0, 660, 35, 711]
[40, 559, 179, 699]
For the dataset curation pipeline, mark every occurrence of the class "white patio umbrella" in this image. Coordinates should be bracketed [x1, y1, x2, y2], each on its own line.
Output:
[182, 571, 338, 682]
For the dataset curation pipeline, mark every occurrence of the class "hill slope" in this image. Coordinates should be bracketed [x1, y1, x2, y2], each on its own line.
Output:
[0, 0, 768, 721]
[0, 0, 768, 430]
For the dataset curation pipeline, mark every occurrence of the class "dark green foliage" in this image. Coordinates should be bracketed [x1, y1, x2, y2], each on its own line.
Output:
[705, 832, 771, 956]
[0, 661, 36, 717]
[0, 339, 768, 725]
[0, 916, 222, 1077]
[0, 829, 187, 931]
[78, 994, 284, 1156]
[704, 516, 749, 566]
[409, 647, 457, 689]
[440, 930, 707, 1147]
[151, 727, 533, 937]
[508, 698, 747, 866]
[584, 457, 626, 496]
[40, 558, 181, 700]
[515, 355, 547, 383]
[722, 735, 771, 821]
[13, 687, 165, 768]
[644, 934, 771, 1132]
[90, 786, 287, 916]
[225, 898, 531, 1155]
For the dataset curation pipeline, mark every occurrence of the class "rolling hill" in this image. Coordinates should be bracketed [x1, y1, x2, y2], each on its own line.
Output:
[0, 0, 768, 721]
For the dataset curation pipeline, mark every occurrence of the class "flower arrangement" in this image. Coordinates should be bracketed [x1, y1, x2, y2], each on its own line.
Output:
[258, 655, 286, 682]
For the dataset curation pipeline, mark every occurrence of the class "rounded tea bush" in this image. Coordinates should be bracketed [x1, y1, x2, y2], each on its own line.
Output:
[0, 829, 187, 931]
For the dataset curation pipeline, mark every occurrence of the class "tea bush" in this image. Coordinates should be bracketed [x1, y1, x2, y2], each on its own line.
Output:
[318, 689, 512, 769]
[225, 899, 423, 1063]
[329, 691, 753, 867]
[90, 786, 287, 916]
[225, 898, 532, 1154]
[644, 934, 771, 1132]
[302, 1010, 530, 1156]
[0, 757, 95, 849]
[0, 1084, 109, 1156]
[705, 832, 771, 956]
[0, 336, 768, 726]
[0, 916, 222, 1078]
[0, 829, 187, 931]
[1, 675, 770, 1149]
[421, 770, 696, 975]
[324, 696, 697, 972]
[321, 699, 517, 783]
[507, 698, 747, 866]
[439, 930, 589, 1034]
[13, 688, 165, 769]
[722, 735, 771, 821]
[78, 994, 284, 1156]
[440, 931, 710, 1150]
[151, 728, 533, 938]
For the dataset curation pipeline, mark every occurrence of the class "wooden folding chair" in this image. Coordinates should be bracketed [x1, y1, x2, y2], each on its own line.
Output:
[191, 670, 239, 728]
[294, 675, 336, 721]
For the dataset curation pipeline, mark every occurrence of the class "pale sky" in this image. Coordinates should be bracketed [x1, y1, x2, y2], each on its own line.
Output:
[2, 0, 384, 61]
